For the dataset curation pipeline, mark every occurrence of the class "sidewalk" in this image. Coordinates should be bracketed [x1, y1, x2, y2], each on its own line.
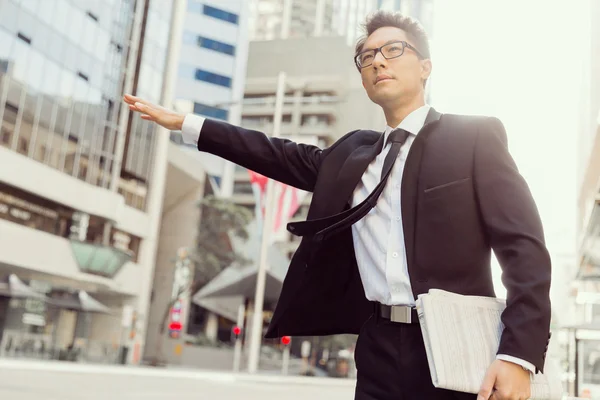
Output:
[0, 358, 356, 387]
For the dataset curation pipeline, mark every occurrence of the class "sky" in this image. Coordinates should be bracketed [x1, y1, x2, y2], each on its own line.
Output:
[428, 0, 591, 299]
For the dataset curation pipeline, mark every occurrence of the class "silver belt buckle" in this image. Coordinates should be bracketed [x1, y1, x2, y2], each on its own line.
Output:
[390, 305, 412, 323]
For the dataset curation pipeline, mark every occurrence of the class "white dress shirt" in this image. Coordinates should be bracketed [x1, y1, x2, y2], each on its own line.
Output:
[179, 108, 535, 373]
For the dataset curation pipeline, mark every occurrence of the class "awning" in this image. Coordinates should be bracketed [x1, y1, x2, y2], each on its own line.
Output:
[193, 263, 285, 302]
[195, 295, 244, 322]
[69, 240, 133, 278]
[0, 274, 47, 300]
[49, 290, 112, 314]
[193, 220, 289, 303]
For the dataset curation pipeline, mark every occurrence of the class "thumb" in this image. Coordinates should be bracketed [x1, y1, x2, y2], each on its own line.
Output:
[477, 368, 496, 400]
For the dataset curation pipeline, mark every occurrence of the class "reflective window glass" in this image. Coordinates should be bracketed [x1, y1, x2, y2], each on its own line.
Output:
[194, 69, 232, 88]
[16, 8, 37, 41]
[40, 58, 60, 95]
[46, 29, 66, 65]
[94, 30, 110, 63]
[63, 42, 79, 72]
[20, 0, 39, 14]
[50, 1, 71, 37]
[10, 38, 31, 83]
[38, 0, 56, 27]
[59, 69, 75, 98]
[26, 48, 45, 91]
[67, 8, 85, 42]
[203, 5, 238, 24]
[0, 29, 14, 60]
[0, 0, 19, 34]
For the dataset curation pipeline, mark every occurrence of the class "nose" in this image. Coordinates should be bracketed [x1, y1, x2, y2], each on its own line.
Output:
[372, 49, 387, 69]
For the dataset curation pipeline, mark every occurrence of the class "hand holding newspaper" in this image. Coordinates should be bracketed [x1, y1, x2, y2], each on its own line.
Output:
[415, 289, 563, 400]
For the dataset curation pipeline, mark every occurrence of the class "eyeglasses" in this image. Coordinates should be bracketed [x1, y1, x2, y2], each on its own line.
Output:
[354, 41, 425, 69]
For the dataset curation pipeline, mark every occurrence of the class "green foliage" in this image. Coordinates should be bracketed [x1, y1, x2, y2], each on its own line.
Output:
[191, 194, 253, 288]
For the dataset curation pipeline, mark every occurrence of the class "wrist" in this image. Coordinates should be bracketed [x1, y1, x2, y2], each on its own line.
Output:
[176, 113, 185, 131]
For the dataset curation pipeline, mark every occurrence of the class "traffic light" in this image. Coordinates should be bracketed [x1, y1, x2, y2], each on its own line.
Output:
[232, 325, 242, 340]
[281, 336, 291, 346]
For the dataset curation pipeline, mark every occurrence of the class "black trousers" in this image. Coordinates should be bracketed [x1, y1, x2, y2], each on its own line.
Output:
[354, 313, 477, 400]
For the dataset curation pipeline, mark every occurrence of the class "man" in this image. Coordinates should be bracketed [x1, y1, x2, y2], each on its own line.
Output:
[124, 11, 551, 400]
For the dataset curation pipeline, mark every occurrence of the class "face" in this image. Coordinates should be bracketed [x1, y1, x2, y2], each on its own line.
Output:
[359, 27, 431, 107]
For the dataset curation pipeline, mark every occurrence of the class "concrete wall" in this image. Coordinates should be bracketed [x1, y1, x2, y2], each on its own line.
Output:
[245, 36, 384, 137]
[144, 156, 205, 362]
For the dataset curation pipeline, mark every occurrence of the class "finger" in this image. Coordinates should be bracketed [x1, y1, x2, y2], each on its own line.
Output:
[123, 94, 140, 105]
[478, 371, 496, 400]
[133, 102, 157, 117]
[140, 114, 154, 121]
[124, 94, 152, 108]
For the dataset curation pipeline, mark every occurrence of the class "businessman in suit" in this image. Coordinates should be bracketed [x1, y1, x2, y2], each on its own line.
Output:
[125, 10, 551, 400]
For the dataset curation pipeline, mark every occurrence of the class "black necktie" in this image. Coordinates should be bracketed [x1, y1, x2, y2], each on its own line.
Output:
[310, 128, 411, 242]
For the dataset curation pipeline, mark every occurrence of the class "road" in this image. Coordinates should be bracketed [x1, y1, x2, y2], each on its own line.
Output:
[0, 360, 355, 400]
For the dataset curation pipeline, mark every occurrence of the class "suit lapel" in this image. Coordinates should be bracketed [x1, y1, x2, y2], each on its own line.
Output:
[402, 107, 442, 279]
[326, 133, 385, 214]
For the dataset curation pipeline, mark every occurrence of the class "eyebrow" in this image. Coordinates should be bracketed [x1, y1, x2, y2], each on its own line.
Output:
[361, 39, 402, 52]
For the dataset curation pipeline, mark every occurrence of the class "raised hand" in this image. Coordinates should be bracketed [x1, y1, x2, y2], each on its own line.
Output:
[123, 94, 185, 131]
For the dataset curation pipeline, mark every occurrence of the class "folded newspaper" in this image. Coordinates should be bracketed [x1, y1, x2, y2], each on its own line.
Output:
[415, 289, 562, 400]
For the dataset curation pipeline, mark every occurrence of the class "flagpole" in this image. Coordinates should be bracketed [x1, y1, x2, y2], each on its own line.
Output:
[247, 71, 286, 374]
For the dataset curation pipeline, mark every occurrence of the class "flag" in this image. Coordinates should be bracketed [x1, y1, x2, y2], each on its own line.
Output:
[248, 170, 307, 243]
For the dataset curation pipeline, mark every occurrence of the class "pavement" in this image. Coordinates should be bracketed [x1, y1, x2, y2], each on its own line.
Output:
[0, 359, 356, 400]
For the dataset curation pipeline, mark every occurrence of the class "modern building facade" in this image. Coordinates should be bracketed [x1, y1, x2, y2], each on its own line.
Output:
[144, 0, 251, 363]
[248, 0, 434, 45]
[0, 0, 180, 364]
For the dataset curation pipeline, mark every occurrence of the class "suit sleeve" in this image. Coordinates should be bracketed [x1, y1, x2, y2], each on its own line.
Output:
[196, 118, 324, 192]
[473, 117, 552, 373]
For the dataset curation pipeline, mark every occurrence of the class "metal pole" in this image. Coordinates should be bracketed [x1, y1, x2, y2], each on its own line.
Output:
[247, 71, 286, 374]
[133, 0, 187, 363]
[109, 0, 145, 192]
[233, 302, 245, 372]
[574, 336, 579, 397]
[281, 0, 293, 39]
[282, 345, 290, 375]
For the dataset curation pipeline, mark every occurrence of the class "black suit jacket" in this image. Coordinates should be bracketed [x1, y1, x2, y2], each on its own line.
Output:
[195, 108, 552, 373]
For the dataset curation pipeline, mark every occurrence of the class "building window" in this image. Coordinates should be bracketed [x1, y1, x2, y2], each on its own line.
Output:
[193, 103, 228, 120]
[197, 36, 235, 56]
[194, 69, 232, 88]
[17, 137, 28, 155]
[0, 184, 62, 235]
[233, 181, 253, 195]
[203, 5, 238, 24]
[1, 127, 11, 145]
[0, 60, 8, 73]
[187, 0, 203, 14]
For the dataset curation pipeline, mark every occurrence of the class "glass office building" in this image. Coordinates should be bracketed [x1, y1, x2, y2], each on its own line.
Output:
[0, 0, 176, 365]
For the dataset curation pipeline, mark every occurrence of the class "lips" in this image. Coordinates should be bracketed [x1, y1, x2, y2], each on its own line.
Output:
[375, 75, 392, 84]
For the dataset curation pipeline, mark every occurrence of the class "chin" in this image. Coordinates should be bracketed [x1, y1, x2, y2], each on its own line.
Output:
[370, 89, 402, 106]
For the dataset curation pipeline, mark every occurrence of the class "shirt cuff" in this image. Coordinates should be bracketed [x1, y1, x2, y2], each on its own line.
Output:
[181, 114, 205, 146]
[496, 354, 536, 374]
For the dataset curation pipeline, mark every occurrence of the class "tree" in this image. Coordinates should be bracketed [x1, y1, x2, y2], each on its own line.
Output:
[191, 194, 253, 287]
[151, 195, 253, 365]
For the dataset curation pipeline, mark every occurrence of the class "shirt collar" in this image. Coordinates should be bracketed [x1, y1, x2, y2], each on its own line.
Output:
[383, 104, 431, 144]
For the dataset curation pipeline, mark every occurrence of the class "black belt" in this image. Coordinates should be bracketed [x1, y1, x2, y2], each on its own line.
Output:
[377, 303, 419, 324]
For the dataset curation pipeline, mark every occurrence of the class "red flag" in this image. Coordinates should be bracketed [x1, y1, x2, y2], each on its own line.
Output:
[247, 170, 307, 242]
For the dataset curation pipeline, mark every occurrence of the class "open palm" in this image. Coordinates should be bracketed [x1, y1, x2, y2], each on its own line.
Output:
[123, 94, 185, 131]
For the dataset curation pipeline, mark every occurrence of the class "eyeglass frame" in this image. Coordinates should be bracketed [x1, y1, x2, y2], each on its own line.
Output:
[354, 40, 426, 69]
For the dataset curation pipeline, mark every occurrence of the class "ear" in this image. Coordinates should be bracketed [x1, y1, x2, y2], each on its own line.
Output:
[421, 59, 432, 81]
